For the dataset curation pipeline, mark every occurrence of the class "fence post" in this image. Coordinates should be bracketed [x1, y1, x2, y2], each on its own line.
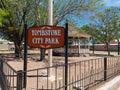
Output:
[0, 59, 3, 71]
[104, 57, 107, 81]
[17, 70, 23, 90]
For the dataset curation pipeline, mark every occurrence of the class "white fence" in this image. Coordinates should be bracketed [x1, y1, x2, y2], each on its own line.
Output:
[0, 44, 14, 50]
[53, 48, 90, 56]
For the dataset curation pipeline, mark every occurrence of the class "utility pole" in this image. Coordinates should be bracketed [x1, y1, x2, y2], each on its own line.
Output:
[48, 0, 53, 77]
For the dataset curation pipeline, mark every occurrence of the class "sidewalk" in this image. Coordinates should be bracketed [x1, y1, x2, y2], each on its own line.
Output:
[96, 75, 120, 90]
[117, 86, 120, 90]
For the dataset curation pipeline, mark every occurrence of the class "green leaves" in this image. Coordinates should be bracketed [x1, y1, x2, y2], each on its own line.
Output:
[82, 7, 120, 44]
[53, 0, 104, 25]
[0, 9, 8, 26]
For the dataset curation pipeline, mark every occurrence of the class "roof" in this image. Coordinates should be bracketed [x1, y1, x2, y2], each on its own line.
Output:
[68, 24, 91, 39]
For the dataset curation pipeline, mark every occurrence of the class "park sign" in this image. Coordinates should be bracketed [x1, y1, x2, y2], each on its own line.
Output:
[28, 26, 65, 49]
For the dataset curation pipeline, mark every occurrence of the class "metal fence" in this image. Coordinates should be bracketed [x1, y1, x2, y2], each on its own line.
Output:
[0, 57, 23, 90]
[0, 56, 120, 90]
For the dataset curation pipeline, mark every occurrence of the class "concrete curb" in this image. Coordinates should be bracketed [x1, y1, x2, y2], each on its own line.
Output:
[96, 75, 120, 90]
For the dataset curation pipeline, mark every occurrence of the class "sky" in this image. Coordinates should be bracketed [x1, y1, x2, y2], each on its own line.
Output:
[103, 0, 120, 7]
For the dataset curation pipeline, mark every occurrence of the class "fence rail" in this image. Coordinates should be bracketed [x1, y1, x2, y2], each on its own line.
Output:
[0, 56, 120, 90]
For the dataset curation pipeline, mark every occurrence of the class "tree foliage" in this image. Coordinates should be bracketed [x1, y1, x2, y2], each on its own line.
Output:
[81, 7, 120, 55]
[53, 0, 104, 25]
[0, 9, 8, 26]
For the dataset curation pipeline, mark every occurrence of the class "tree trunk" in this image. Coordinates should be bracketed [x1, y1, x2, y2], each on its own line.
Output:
[92, 42, 95, 54]
[106, 42, 110, 56]
[39, 49, 46, 61]
[14, 43, 23, 58]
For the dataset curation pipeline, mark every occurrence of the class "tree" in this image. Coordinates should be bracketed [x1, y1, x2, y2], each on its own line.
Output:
[81, 7, 120, 55]
[0, 0, 43, 58]
[53, 0, 104, 25]
[0, 0, 104, 59]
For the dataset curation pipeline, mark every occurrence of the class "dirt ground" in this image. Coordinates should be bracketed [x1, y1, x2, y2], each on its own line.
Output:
[2, 50, 113, 73]
[2, 53, 103, 71]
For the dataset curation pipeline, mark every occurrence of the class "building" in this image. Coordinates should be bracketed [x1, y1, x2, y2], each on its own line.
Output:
[53, 24, 91, 56]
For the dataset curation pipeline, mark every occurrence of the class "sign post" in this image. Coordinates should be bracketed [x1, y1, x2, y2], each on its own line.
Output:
[65, 22, 68, 90]
[28, 25, 65, 79]
[23, 23, 28, 88]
